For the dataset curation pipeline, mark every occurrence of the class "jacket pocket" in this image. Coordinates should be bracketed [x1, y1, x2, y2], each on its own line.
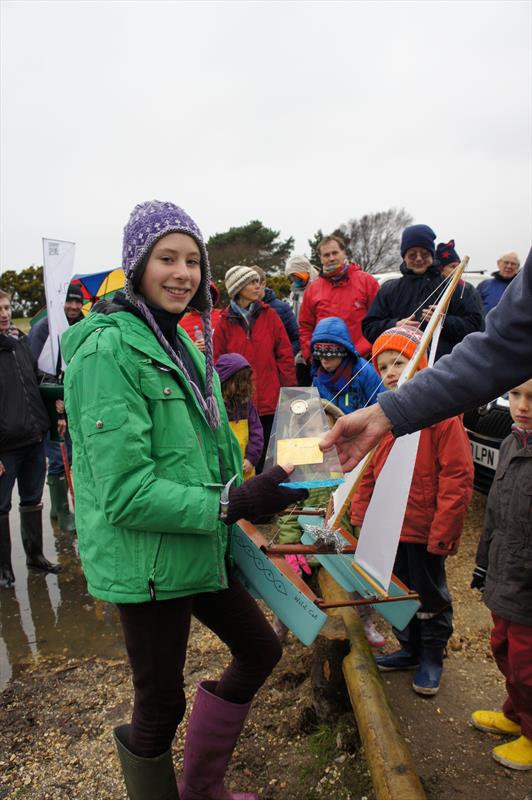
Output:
[81, 401, 137, 477]
[140, 371, 196, 453]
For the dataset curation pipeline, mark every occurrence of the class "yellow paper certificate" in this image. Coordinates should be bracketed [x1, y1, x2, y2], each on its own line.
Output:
[277, 437, 324, 466]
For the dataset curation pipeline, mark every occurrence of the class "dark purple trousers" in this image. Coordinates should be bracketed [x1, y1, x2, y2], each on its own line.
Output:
[117, 577, 282, 757]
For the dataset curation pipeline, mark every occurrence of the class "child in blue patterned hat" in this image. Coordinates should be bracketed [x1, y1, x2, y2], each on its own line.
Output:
[311, 316, 383, 414]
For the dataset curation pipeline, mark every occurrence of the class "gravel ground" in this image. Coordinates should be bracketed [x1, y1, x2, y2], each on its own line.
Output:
[0, 615, 373, 800]
[1, 493, 531, 800]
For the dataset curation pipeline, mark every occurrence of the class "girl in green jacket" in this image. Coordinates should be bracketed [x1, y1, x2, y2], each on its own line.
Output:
[62, 201, 306, 800]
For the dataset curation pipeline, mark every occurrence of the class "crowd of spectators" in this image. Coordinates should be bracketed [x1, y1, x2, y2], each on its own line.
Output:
[1, 213, 529, 783]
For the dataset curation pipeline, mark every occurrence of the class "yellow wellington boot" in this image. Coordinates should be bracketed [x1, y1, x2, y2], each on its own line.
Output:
[492, 736, 532, 770]
[471, 710, 521, 735]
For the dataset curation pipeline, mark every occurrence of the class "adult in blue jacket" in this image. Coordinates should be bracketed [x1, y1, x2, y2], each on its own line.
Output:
[310, 316, 382, 414]
[477, 251, 521, 314]
[254, 267, 300, 356]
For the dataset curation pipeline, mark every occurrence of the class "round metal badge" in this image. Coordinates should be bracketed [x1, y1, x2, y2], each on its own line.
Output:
[290, 399, 309, 415]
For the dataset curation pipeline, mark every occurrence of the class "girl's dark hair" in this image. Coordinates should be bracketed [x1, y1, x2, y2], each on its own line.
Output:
[221, 367, 254, 407]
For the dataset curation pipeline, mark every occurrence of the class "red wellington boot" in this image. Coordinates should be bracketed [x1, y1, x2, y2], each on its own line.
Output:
[178, 681, 258, 800]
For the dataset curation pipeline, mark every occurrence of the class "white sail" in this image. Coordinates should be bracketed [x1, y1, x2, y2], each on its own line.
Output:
[352, 315, 443, 590]
[353, 430, 421, 589]
[352, 298, 447, 589]
[331, 457, 368, 523]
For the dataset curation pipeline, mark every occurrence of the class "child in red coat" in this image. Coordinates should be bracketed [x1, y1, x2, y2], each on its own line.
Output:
[350, 327, 473, 695]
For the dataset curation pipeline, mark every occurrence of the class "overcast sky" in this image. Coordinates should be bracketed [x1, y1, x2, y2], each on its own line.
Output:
[1, 0, 530, 276]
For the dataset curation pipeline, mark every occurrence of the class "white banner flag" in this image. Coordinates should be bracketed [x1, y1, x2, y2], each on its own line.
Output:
[40, 238, 76, 375]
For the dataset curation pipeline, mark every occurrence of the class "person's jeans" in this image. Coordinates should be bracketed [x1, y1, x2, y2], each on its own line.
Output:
[117, 576, 282, 757]
[44, 431, 72, 477]
[0, 440, 46, 514]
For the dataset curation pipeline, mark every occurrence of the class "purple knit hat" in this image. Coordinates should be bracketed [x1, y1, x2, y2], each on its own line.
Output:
[122, 200, 220, 429]
[215, 353, 251, 383]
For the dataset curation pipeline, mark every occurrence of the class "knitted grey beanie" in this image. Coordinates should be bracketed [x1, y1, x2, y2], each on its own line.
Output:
[224, 265, 260, 299]
[122, 200, 220, 429]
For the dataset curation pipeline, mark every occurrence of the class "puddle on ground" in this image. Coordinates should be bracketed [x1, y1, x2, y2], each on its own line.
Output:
[0, 491, 124, 690]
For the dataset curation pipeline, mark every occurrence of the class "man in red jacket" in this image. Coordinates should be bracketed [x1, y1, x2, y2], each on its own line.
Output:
[298, 235, 379, 362]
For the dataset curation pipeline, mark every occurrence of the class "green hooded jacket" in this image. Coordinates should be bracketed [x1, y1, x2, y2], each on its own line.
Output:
[61, 309, 242, 604]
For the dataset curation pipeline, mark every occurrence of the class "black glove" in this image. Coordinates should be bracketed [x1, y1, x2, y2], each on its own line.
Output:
[470, 564, 487, 591]
[225, 465, 309, 525]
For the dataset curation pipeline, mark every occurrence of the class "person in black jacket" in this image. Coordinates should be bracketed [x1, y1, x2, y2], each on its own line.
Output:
[363, 224, 484, 360]
[27, 282, 83, 532]
[0, 290, 59, 588]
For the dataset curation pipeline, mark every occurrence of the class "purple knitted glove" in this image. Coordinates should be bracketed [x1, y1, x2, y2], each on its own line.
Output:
[225, 466, 308, 525]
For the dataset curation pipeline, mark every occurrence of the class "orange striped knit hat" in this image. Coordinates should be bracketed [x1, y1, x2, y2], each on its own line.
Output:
[372, 326, 427, 372]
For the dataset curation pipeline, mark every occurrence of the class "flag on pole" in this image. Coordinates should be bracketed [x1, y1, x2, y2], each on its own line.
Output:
[39, 238, 76, 375]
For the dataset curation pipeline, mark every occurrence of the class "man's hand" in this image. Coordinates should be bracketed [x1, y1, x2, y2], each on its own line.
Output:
[55, 399, 65, 414]
[319, 404, 393, 472]
[396, 315, 420, 329]
[0, 461, 5, 478]
[420, 305, 436, 322]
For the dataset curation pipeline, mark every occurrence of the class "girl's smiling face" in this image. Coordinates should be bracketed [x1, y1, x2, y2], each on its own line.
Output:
[139, 232, 201, 313]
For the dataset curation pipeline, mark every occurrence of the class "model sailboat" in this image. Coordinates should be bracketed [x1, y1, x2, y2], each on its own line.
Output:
[232, 258, 468, 644]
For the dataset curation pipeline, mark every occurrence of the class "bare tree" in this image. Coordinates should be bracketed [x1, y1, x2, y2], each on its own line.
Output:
[339, 207, 413, 273]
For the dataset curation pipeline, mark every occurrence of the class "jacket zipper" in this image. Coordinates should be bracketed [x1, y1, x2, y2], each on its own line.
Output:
[148, 535, 165, 601]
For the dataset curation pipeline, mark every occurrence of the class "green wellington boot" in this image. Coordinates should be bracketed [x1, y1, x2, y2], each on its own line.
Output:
[48, 475, 76, 532]
[113, 725, 179, 800]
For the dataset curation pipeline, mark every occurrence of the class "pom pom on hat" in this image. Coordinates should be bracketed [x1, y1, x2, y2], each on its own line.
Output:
[436, 239, 460, 268]
[224, 265, 260, 299]
[400, 224, 436, 258]
[372, 326, 427, 372]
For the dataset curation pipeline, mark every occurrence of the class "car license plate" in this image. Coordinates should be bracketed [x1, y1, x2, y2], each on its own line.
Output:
[470, 441, 499, 469]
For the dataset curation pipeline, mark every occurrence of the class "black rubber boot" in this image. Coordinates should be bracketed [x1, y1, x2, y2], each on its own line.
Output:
[19, 504, 60, 574]
[0, 514, 15, 589]
[113, 724, 179, 800]
[48, 474, 76, 532]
